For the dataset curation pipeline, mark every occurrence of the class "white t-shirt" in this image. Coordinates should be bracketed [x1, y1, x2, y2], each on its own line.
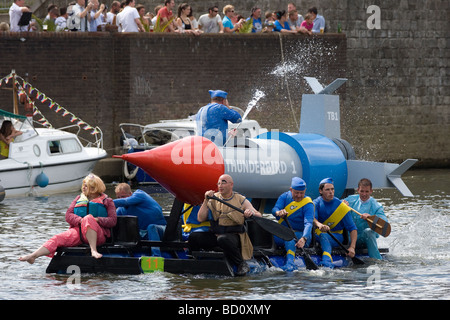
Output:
[106, 12, 116, 25]
[69, 3, 86, 31]
[198, 14, 222, 33]
[117, 6, 140, 32]
[55, 16, 67, 31]
[9, 3, 28, 32]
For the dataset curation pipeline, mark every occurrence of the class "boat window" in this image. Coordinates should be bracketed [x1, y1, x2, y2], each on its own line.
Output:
[242, 129, 251, 138]
[48, 139, 82, 155]
[60, 139, 82, 153]
[172, 129, 195, 139]
[0, 118, 38, 142]
[48, 141, 61, 154]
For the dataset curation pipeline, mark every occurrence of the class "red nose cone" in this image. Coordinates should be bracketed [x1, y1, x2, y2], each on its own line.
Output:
[115, 136, 224, 205]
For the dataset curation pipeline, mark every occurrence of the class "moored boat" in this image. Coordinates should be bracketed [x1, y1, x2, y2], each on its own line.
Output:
[0, 71, 107, 201]
[0, 109, 106, 200]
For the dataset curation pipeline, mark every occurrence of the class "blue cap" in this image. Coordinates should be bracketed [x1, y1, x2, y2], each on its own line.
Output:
[320, 177, 334, 185]
[291, 177, 306, 191]
[209, 90, 228, 99]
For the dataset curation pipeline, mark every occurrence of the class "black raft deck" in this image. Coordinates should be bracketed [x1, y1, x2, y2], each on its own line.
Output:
[46, 212, 388, 276]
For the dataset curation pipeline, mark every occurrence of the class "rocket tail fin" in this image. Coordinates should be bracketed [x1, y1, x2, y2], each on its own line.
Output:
[346, 159, 418, 197]
[387, 159, 418, 197]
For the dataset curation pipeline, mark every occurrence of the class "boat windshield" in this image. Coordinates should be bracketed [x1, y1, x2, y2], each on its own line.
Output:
[0, 109, 38, 142]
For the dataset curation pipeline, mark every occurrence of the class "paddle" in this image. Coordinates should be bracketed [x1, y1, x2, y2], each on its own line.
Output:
[284, 216, 319, 270]
[351, 208, 391, 237]
[326, 231, 365, 265]
[206, 195, 295, 241]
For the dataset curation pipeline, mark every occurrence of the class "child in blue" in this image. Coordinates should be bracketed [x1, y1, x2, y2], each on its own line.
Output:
[272, 177, 314, 271]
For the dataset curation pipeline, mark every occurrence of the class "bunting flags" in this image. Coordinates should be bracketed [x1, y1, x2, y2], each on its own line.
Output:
[0, 71, 100, 135]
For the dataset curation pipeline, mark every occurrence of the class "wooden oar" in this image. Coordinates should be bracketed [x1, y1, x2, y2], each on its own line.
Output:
[351, 208, 391, 237]
[284, 217, 319, 270]
[326, 231, 365, 265]
[207, 195, 295, 241]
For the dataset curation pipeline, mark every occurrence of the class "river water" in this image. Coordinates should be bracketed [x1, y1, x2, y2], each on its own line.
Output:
[0, 169, 448, 301]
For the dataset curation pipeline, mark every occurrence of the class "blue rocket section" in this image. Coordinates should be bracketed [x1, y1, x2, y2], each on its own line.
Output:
[257, 131, 347, 199]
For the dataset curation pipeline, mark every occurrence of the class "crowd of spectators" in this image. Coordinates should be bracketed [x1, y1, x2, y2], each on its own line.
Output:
[4, 0, 326, 34]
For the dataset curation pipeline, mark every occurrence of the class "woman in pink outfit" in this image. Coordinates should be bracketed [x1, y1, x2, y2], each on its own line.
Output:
[19, 174, 117, 263]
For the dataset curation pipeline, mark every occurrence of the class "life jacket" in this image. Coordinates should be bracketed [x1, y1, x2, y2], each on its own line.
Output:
[182, 203, 211, 233]
[278, 196, 313, 225]
[315, 201, 350, 235]
[208, 192, 247, 234]
[74, 194, 108, 218]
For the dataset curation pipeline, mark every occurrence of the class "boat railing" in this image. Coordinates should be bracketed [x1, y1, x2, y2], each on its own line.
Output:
[56, 124, 104, 151]
[119, 123, 152, 151]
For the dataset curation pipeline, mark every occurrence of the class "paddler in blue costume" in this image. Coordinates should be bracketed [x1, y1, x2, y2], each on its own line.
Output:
[114, 183, 166, 256]
[272, 177, 314, 271]
[181, 204, 211, 241]
[195, 89, 242, 146]
[343, 178, 388, 260]
[313, 177, 357, 268]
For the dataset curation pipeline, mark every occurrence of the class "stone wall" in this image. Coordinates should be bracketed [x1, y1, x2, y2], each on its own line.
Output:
[0, 0, 448, 168]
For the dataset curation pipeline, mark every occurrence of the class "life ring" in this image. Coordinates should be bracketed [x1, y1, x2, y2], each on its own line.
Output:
[123, 161, 139, 180]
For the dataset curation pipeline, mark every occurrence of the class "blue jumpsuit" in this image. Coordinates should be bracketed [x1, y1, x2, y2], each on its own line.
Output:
[114, 189, 166, 256]
[196, 103, 242, 145]
[272, 192, 314, 270]
[314, 196, 357, 268]
[344, 195, 387, 259]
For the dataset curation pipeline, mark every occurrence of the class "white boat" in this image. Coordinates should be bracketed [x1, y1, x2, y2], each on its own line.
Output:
[119, 107, 268, 182]
[0, 109, 107, 200]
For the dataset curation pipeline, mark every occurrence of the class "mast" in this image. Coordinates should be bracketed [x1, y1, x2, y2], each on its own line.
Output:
[12, 70, 18, 115]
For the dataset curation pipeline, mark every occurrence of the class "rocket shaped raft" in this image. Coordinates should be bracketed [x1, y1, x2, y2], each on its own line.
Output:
[114, 136, 224, 205]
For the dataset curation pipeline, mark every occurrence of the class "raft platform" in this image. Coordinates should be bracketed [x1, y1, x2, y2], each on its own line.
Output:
[46, 215, 388, 276]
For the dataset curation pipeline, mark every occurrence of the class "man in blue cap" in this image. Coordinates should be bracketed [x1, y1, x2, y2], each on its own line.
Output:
[196, 89, 242, 146]
[313, 177, 357, 268]
[272, 177, 314, 271]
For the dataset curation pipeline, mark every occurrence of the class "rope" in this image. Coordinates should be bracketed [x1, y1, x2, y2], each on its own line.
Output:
[278, 34, 299, 128]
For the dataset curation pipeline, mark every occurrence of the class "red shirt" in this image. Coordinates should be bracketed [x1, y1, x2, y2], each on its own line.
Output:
[157, 6, 173, 20]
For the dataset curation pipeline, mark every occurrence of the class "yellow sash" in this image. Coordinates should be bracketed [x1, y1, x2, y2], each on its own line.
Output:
[315, 202, 350, 235]
[278, 197, 313, 225]
[182, 204, 210, 233]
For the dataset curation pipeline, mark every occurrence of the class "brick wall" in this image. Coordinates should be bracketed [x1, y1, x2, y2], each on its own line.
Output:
[0, 32, 346, 155]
